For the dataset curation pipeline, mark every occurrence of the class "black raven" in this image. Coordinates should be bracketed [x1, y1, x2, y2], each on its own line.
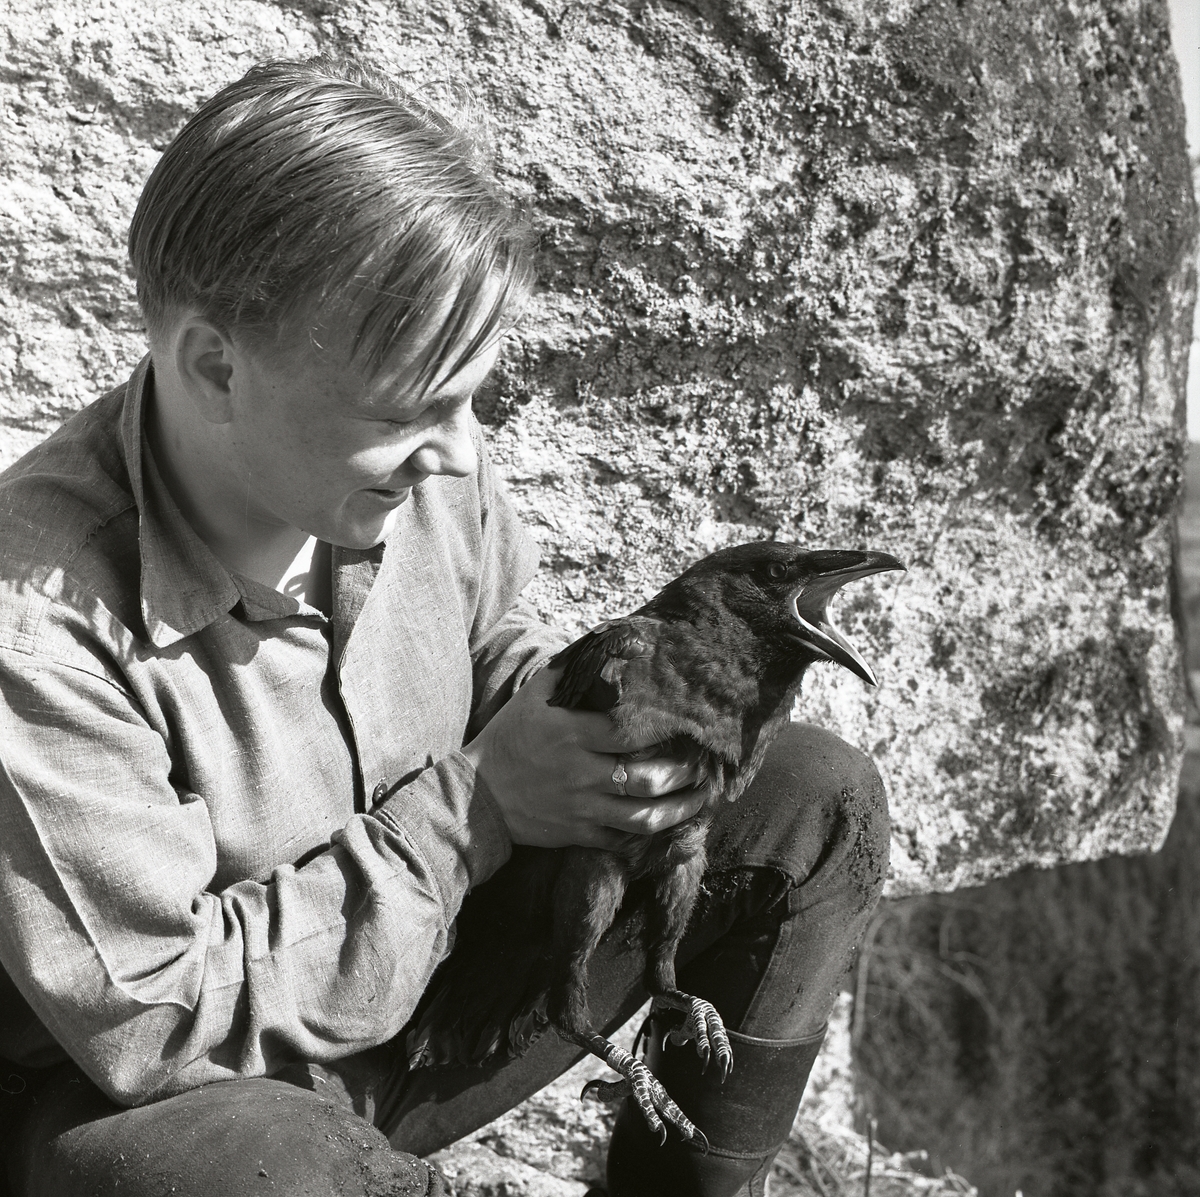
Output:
[407, 542, 904, 1146]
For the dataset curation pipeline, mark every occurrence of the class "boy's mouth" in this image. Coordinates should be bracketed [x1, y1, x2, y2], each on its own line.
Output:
[366, 486, 411, 503]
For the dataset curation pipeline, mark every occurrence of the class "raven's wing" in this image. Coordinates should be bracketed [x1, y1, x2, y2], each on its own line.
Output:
[405, 847, 559, 1068]
[547, 617, 659, 713]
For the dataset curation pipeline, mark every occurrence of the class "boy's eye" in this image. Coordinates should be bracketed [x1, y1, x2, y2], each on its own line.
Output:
[377, 403, 432, 429]
[377, 393, 465, 430]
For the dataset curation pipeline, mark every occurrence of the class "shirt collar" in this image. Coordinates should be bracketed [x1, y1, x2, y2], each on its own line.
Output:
[120, 356, 244, 648]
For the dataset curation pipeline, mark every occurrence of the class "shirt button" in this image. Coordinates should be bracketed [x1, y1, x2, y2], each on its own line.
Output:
[371, 780, 388, 805]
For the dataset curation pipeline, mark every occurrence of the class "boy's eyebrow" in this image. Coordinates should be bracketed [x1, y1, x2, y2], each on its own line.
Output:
[358, 372, 481, 417]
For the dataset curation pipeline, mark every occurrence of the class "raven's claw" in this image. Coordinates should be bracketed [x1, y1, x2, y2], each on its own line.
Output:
[571, 1031, 707, 1148]
[655, 991, 733, 1080]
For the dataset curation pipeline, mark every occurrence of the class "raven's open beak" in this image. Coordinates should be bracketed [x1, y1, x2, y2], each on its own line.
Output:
[789, 551, 906, 686]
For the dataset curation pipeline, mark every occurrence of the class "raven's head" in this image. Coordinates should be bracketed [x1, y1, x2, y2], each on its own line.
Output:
[662, 542, 906, 685]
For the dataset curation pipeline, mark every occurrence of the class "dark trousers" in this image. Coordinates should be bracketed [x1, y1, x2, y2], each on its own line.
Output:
[3, 723, 888, 1197]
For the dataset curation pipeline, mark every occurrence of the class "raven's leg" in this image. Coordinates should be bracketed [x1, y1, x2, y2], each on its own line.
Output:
[548, 848, 705, 1147]
[546, 846, 628, 1035]
[643, 851, 734, 1081]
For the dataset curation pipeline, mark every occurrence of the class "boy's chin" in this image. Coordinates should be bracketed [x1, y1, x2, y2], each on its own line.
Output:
[323, 505, 405, 551]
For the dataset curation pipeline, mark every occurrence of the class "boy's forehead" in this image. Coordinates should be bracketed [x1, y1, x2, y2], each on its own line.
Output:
[302, 275, 507, 390]
[366, 330, 503, 408]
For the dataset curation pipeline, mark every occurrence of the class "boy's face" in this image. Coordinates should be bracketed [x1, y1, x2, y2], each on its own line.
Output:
[222, 312, 499, 551]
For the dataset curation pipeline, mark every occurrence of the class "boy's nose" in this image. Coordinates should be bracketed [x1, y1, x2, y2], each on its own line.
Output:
[409, 405, 478, 479]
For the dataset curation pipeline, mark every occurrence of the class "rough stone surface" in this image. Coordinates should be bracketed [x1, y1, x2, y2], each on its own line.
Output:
[2, 0, 1194, 896]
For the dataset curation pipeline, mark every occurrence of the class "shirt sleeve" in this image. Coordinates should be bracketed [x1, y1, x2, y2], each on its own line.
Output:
[0, 646, 505, 1106]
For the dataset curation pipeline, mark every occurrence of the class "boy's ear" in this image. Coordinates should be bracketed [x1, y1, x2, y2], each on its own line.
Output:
[174, 319, 237, 425]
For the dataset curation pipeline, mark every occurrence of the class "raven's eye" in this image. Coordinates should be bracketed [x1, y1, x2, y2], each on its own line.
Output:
[768, 562, 787, 580]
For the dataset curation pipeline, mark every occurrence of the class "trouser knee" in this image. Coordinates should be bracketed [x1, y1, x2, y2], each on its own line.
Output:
[707, 721, 890, 908]
[682, 724, 889, 1039]
[10, 1068, 448, 1197]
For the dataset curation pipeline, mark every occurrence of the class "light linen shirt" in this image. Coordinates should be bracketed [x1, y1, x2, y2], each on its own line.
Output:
[0, 356, 564, 1105]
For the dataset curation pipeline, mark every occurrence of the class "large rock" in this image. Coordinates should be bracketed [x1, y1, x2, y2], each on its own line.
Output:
[1, 0, 1194, 893]
[851, 454, 1200, 1196]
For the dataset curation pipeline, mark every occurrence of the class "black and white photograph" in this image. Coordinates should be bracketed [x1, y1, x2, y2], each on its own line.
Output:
[0, 2, 1197, 1194]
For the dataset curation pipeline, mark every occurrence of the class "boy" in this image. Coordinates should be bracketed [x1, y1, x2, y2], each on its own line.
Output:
[0, 55, 887, 1196]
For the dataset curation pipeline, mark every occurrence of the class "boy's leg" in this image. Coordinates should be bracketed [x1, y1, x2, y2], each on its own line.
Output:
[602, 721, 889, 1196]
[7, 1065, 447, 1197]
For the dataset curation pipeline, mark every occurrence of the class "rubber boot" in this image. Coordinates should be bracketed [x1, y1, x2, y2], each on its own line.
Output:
[605, 1025, 825, 1197]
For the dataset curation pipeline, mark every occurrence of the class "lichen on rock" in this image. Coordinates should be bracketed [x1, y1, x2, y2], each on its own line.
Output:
[1, 0, 1194, 898]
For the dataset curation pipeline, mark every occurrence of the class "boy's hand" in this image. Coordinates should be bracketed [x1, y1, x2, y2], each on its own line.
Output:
[461, 666, 705, 849]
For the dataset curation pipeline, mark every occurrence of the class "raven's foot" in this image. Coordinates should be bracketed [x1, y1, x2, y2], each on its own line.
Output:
[568, 1029, 708, 1151]
[652, 990, 733, 1080]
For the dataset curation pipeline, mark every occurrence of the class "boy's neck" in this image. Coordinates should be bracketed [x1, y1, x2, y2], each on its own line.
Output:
[277, 537, 333, 615]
